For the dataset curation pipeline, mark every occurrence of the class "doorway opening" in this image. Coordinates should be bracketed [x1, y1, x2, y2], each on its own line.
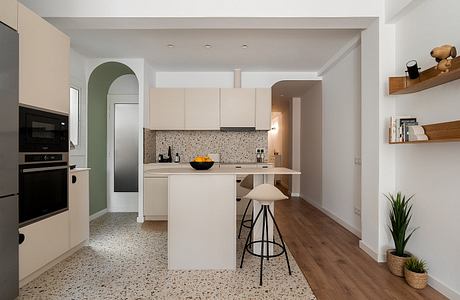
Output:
[87, 62, 139, 216]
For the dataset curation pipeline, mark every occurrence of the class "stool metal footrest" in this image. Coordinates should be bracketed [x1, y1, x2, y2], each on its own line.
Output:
[240, 204, 292, 286]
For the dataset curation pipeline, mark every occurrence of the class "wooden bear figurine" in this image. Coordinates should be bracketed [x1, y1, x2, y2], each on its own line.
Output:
[430, 44, 457, 73]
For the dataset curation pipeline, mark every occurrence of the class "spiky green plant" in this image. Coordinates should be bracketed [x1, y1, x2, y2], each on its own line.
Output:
[405, 257, 427, 273]
[386, 192, 418, 257]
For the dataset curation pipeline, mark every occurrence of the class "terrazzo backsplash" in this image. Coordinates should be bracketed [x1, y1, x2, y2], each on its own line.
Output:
[144, 130, 268, 163]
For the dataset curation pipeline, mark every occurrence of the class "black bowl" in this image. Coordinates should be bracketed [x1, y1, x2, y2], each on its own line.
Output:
[189, 161, 214, 170]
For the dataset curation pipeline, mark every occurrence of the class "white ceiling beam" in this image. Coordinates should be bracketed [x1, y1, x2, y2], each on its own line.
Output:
[317, 33, 361, 76]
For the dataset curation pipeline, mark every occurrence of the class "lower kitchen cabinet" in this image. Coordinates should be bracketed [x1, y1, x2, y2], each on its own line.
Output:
[69, 170, 89, 248]
[144, 177, 168, 220]
[19, 211, 70, 280]
[19, 169, 90, 282]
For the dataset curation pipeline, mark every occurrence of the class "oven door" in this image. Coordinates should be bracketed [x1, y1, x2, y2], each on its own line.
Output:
[19, 163, 69, 226]
[19, 106, 69, 152]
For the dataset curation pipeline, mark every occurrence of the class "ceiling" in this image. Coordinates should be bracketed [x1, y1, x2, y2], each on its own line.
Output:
[61, 28, 360, 71]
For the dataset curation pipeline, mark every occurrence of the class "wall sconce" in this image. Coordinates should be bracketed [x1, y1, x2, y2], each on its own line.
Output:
[406, 60, 421, 80]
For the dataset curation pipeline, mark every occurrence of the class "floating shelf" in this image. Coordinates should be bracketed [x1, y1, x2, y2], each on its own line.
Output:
[389, 57, 460, 95]
[389, 120, 460, 144]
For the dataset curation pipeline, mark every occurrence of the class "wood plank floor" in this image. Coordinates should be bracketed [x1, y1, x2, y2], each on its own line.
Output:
[275, 197, 446, 300]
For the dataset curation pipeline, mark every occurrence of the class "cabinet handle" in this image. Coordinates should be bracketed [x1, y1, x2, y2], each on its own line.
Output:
[19, 233, 25, 245]
[235, 166, 242, 169]
[72, 175, 77, 184]
[236, 198, 241, 202]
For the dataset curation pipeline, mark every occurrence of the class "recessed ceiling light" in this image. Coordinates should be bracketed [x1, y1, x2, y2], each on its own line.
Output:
[167, 44, 175, 48]
[242, 44, 249, 49]
[204, 44, 212, 49]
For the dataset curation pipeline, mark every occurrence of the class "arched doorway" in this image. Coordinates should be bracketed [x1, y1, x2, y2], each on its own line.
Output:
[87, 62, 139, 216]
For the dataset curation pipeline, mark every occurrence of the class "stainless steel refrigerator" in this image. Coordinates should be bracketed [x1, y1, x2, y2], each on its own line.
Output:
[0, 22, 19, 299]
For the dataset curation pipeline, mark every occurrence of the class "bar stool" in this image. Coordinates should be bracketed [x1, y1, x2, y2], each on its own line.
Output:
[239, 184, 291, 286]
[237, 175, 253, 239]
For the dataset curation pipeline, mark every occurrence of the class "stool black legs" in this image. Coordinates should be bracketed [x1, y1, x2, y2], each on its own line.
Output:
[240, 204, 292, 286]
[267, 206, 291, 275]
[238, 199, 253, 239]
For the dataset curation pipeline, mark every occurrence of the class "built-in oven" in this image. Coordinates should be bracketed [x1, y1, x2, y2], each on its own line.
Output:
[19, 106, 68, 153]
[19, 153, 69, 227]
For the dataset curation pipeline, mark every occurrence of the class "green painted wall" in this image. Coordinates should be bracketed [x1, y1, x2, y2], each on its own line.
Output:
[87, 62, 134, 215]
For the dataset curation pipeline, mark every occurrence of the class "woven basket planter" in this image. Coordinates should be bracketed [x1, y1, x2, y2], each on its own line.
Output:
[387, 249, 411, 277]
[405, 267, 428, 289]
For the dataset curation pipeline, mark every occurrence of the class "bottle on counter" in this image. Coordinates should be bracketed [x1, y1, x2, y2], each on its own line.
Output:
[174, 153, 180, 163]
[168, 146, 172, 162]
[260, 149, 265, 163]
[256, 149, 261, 163]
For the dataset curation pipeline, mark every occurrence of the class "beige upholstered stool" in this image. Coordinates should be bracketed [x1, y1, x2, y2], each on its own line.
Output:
[237, 175, 254, 239]
[239, 184, 291, 286]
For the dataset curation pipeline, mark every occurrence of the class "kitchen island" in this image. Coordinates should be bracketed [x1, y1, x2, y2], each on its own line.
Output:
[144, 166, 300, 270]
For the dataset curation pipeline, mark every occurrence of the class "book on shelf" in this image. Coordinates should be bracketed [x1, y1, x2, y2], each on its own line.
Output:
[389, 116, 418, 142]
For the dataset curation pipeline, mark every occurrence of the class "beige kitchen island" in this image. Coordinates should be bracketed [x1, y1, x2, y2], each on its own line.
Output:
[144, 166, 300, 270]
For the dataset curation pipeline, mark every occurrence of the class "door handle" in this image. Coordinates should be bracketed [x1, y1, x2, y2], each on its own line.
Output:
[22, 165, 68, 173]
[72, 175, 77, 184]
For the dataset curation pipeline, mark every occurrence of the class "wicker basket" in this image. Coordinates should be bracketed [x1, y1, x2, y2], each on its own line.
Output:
[405, 267, 428, 289]
[387, 249, 411, 277]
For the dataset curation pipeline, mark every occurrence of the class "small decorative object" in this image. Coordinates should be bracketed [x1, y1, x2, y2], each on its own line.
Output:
[430, 44, 457, 73]
[406, 60, 421, 79]
[405, 257, 428, 289]
[190, 155, 214, 170]
[386, 192, 417, 277]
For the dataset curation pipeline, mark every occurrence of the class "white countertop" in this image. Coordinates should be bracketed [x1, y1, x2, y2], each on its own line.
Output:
[144, 167, 299, 177]
[70, 167, 91, 173]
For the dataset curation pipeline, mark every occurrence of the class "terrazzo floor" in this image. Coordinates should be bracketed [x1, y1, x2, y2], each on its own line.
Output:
[19, 213, 316, 299]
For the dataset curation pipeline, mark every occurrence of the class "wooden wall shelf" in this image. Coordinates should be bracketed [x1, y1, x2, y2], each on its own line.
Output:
[389, 57, 460, 95]
[389, 120, 460, 144]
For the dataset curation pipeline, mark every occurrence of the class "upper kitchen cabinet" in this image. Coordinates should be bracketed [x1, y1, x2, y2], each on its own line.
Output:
[220, 88, 256, 128]
[149, 88, 185, 130]
[18, 4, 70, 114]
[255, 88, 272, 130]
[185, 88, 220, 130]
[0, 0, 17, 30]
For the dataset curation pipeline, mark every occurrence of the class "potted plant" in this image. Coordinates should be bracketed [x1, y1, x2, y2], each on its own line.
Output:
[405, 257, 428, 289]
[386, 192, 417, 277]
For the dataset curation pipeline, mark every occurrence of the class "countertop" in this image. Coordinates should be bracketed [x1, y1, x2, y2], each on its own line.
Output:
[70, 167, 91, 173]
[144, 167, 299, 177]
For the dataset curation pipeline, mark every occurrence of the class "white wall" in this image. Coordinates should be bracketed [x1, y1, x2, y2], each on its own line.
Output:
[393, 0, 460, 297]
[156, 71, 320, 88]
[69, 49, 88, 167]
[321, 45, 362, 236]
[291, 97, 301, 196]
[300, 83, 322, 205]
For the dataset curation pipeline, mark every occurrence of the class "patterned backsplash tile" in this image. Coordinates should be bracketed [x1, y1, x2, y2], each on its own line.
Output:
[143, 128, 156, 163]
[144, 130, 268, 163]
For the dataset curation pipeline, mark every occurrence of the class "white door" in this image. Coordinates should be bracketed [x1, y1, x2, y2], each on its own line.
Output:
[107, 95, 139, 212]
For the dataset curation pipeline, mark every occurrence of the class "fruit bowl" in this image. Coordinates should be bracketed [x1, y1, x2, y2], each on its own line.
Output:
[189, 161, 214, 170]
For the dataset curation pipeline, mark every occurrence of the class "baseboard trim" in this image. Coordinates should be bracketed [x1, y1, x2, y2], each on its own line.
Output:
[19, 240, 88, 287]
[291, 192, 300, 197]
[136, 216, 145, 223]
[358, 240, 380, 261]
[89, 208, 108, 221]
[428, 274, 460, 300]
[144, 215, 167, 221]
[301, 195, 362, 238]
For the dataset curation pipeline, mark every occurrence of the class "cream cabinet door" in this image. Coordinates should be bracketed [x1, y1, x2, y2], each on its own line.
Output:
[220, 88, 256, 128]
[149, 88, 185, 130]
[19, 211, 70, 280]
[18, 4, 70, 114]
[255, 88, 272, 130]
[0, 0, 17, 30]
[185, 88, 220, 130]
[144, 177, 168, 220]
[69, 171, 89, 248]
